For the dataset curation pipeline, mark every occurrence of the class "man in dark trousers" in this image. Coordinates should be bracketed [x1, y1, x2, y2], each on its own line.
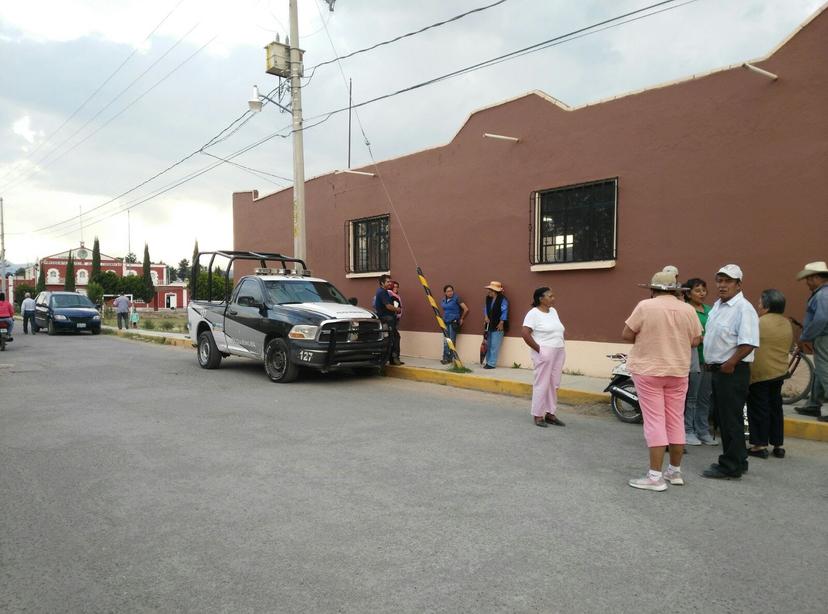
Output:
[795, 261, 828, 421]
[701, 265, 759, 480]
[374, 275, 403, 365]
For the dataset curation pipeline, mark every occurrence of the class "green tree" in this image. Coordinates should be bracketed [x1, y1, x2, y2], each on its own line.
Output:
[64, 252, 76, 291]
[13, 283, 36, 307]
[119, 274, 146, 301]
[124, 252, 138, 264]
[35, 265, 46, 293]
[91, 237, 101, 279]
[93, 270, 121, 295]
[86, 281, 104, 307]
[166, 264, 176, 283]
[142, 244, 155, 305]
[196, 267, 232, 301]
[191, 240, 200, 285]
[15, 267, 26, 276]
[177, 258, 189, 282]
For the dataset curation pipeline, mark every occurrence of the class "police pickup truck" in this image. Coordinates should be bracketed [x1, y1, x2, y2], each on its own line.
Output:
[187, 251, 388, 382]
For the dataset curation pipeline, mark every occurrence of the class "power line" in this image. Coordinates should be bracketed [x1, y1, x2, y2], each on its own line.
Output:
[22, 0, 696, 239]
[0, 0, 187, 186]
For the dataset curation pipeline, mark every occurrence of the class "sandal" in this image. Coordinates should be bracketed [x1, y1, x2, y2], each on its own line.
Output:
[544, 413, 565, 427]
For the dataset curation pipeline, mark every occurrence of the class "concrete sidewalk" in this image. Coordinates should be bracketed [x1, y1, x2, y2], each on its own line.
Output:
[103, 325, 828, 442]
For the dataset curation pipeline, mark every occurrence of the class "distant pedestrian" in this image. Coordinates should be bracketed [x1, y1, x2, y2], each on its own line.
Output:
[522, 287, 566, 428]
[483, 281, 508, 369]
[622, 271, 702, 491]
[701, 264, 759, 481]
[21, 292, 36, 334]
[795, 261, 828, 422]
[130, 305, 140, 329]
[440, 284, 469, 364]
[0, 292, 14, 340]
[746, 289, 792, 459]
[112, 292, 130, 330]
[682, 278, 716, 446]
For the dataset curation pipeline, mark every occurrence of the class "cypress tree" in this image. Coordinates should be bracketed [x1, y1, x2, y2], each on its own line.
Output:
[191, 239, 200, 289]
[91, 237, 101, 279]
[36, 263, 46, 293]
[64, 252, 76, 291]
[142, 243, 155, 304]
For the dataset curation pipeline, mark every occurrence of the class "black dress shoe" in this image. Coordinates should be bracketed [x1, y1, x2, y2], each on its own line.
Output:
[747, 448, 769, 459]
[818, 415, 828, 423]
[772, 447, 786, 458]
[795, 406, 821, 417]
[483, 364, 495, 369]
[702, 465, 741, 480]
[545, 413, 565, 426]
[534, 418, 548, 428]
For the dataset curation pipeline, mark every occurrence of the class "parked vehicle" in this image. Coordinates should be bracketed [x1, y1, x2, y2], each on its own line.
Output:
[33, 291, 102, 335]
[604, 353, 642, 423]
[0, 320, 9, 350]
[187, 251, 389, 383]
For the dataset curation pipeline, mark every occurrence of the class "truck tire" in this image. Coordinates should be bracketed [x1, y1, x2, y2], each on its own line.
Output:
[197, 331, 222, 369]
[264, 338, 299, 383]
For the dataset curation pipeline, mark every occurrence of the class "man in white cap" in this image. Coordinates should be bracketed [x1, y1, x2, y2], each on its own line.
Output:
[701, 264, 759, 480]
[796, 261, 828, 421]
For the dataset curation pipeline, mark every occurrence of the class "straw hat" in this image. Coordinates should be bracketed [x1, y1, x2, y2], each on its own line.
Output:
[484, 281, 504, 292]
[796, 261, 828, 280]
[638, 271, 684, 291]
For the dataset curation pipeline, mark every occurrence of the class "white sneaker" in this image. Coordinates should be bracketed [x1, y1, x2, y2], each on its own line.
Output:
[628, 475, 668, 491]
[663, 468, 685, 485]
[685, 433, 702, 446]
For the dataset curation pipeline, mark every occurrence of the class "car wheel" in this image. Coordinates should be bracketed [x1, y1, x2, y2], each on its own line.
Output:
[47, 319, 55, 336]
[264, 338, 299, 383]
[91, 327, 101, 335]
[197, 331, 222, 369]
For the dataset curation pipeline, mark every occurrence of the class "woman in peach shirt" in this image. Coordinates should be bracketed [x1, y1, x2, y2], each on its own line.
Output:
[622, 271, 702, 492]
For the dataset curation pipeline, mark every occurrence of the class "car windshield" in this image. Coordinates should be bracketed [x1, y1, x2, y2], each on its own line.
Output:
[52, 295, 95, 308]
[264, 280, 349, 305]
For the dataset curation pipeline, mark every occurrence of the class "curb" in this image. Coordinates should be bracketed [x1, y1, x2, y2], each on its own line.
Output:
[105, 328, 191, 348]
[385, 364, 828, 442]
[384, 364, 609, 405]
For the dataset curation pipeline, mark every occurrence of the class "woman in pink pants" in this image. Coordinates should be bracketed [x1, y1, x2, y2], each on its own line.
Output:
[622, 271, 702, 491]
[522, 287, 566, 428]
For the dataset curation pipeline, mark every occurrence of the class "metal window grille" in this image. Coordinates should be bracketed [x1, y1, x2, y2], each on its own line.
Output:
[530, 178, 618, 264]
[349, 215, 389, 273]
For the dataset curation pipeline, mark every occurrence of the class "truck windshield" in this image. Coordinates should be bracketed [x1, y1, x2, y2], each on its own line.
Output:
[264, 280, 349, 305]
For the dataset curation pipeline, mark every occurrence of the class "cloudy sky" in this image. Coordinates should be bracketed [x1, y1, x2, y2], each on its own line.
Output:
[0, 0, 823, 269]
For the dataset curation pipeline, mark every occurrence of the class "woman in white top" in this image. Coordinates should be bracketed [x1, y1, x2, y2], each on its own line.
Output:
[521, 287, 566, 428]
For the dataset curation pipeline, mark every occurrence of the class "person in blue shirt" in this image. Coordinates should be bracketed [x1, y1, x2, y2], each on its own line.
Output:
[440, 284, 469, 364]
[796, 261, 828, 421]
[374, 274, 403, 365]
[483, 281, 509, 369]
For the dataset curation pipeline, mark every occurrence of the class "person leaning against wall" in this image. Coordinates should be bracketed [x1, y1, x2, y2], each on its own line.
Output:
[482, 281, 508, 369]
[440, 284, 469, 364]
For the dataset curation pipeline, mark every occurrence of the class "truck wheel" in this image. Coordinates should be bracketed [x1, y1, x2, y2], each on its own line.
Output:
[264, 338, 299, 383]
[197, 331, 222, 369]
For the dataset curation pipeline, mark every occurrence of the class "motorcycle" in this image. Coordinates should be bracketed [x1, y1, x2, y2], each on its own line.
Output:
[0, 321, 10, 351]
[604, 353, 642, 423]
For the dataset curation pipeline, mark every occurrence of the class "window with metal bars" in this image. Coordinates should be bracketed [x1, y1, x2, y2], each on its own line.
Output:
[348, 215, 390, 273]
[531, 178, 617, 265]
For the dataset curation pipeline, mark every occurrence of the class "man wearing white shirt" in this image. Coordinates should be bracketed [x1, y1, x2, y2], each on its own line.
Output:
[702, 264, 760, 480]
[21, 292, 36, 334]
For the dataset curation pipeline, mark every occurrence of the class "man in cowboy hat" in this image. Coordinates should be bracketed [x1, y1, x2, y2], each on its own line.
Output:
[795, 261, 828, 421]
[701, 264, 759, 480]
[483, 281, 509, 369]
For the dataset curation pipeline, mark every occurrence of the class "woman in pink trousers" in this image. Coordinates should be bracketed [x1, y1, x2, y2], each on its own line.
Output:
[522, 287, 567, 428]
[622, 271, 702, 491]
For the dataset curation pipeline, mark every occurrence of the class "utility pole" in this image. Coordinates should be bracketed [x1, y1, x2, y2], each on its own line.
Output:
[0, 197, 5, 294]
[348, 78, 352, 169]
[288, 0, 307, 264]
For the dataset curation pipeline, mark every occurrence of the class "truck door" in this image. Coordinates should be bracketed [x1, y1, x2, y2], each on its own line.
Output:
[224, 278, 268, 357]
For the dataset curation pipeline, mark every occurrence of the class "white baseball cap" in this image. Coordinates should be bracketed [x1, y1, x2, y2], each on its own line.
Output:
[717, 264, 743, 280]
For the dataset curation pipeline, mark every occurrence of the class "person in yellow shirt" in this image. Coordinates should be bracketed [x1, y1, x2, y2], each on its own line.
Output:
[746, 289, 793, 459]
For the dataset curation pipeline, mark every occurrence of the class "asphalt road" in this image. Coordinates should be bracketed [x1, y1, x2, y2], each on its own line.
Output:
[1, 332, 826, 613]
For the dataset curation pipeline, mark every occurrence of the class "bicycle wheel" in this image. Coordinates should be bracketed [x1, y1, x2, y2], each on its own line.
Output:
[781, 352, 814, 405]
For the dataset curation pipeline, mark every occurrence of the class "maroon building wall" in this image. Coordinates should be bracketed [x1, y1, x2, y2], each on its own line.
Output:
[234, 11, 828, 343]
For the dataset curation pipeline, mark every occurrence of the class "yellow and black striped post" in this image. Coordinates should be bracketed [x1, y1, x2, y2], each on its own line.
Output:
[416, 266, 464, 369]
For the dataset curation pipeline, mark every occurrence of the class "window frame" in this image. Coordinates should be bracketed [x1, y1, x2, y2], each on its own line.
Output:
[530, 177, 618, 271]
[346, 214, 390, 277]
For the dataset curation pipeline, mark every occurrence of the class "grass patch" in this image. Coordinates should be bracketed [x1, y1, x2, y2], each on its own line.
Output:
[563, 368, 584, 376]
[447, 364, 473, 374]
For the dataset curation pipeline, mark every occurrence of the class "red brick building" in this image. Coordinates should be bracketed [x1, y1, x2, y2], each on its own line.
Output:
[232, 8, 828, 376]
[13, 242, 188, 310]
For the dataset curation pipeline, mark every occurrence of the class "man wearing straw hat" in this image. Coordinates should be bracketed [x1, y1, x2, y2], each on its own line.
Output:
[482, 281, 509, 369]
[796, 261, 828, 421]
